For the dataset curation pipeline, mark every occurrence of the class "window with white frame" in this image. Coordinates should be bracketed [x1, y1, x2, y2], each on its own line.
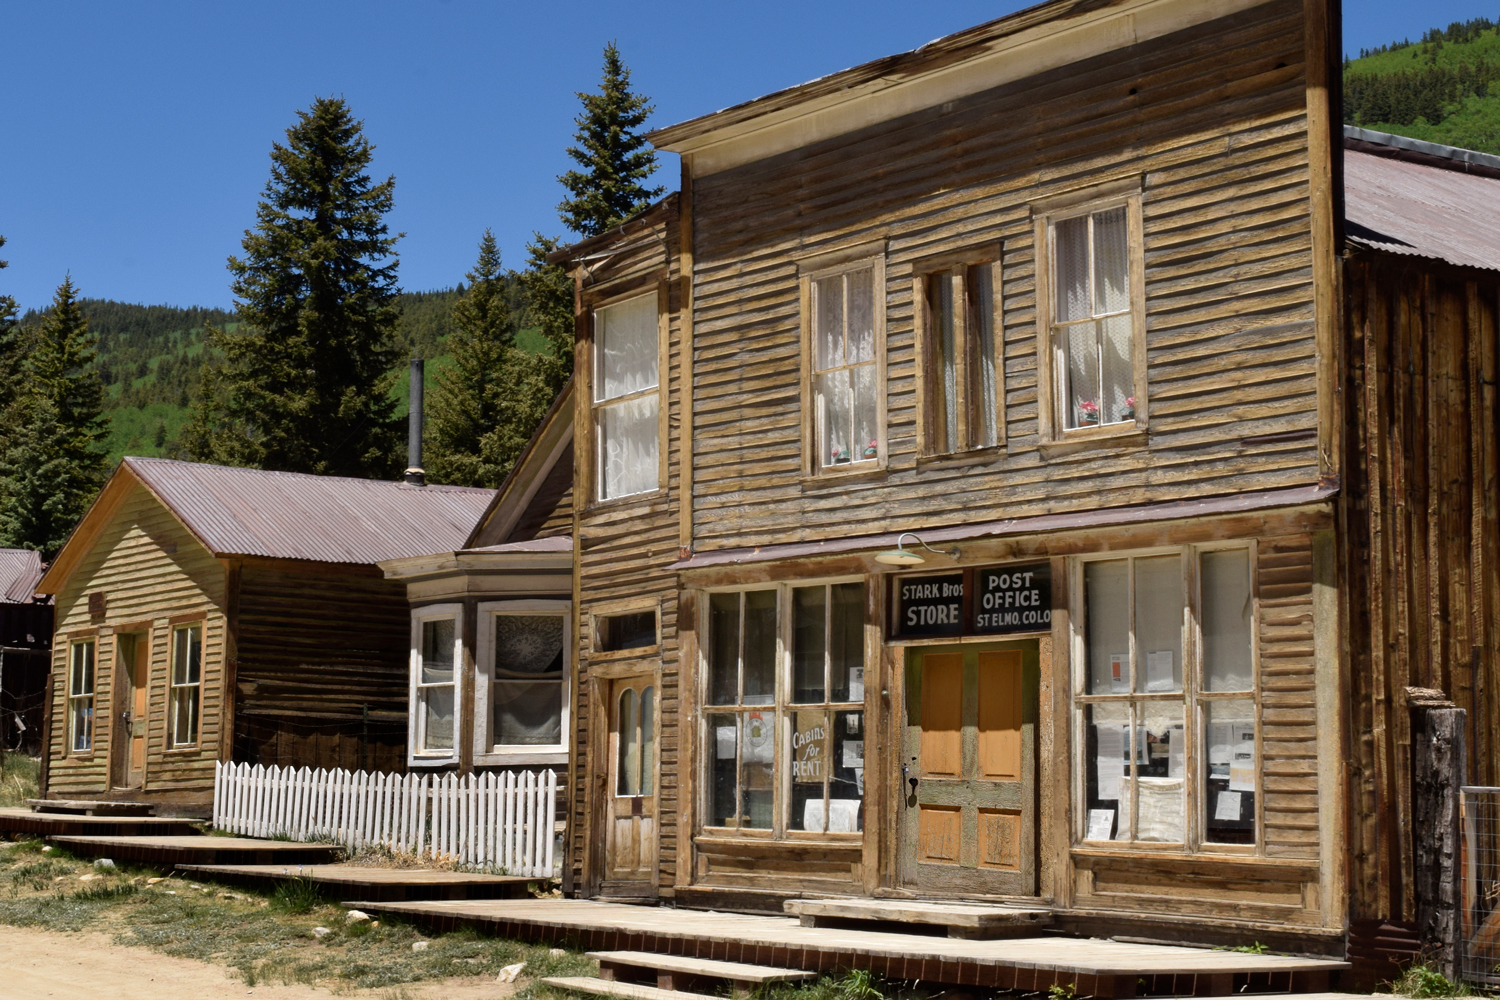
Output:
[170, 624, 202, 747]
[483, 607, 567, 753]
[1076, 545, 1257, 849]
[919, 256, 1001, 455]
[593, 291, 660, 501]
[68, 639, 95, 753]
[705, 581, 866, 835]
[413, 608, 460, 756]
[1044, 200, 1143, 433]
[810, 264, 880, 470]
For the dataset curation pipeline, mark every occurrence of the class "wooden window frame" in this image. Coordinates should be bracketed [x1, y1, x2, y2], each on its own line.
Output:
[473, 599, 570, 767]
[698, 577, 867, 842]
[589, 595, 662, 662]
[1033, 179, 1148, 450]
[167, 621, 204, 750]
[1068, 541, 1261, 857]
[582, 280, 670, 508]
[408, 603, 464, 767]
[797, 242, 888, 480]
[912, 246, 1005, 458]
[67, 638, 97, 756]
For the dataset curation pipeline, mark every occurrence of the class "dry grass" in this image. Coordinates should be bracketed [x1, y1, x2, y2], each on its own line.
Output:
[0, 754, 40, 809]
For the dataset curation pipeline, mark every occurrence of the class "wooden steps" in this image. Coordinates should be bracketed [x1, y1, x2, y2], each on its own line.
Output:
[175, 863, 539, 902]
[590, 950, 816, 994]
[48, 834, 342, 868]
[785, 897, 1053, 939]
[27, 798, 156, 816]
[544, 977, 720, 1000]
[0, 807, 204, 838]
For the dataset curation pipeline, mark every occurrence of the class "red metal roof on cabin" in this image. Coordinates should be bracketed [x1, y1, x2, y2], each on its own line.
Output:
[0, 549, 44, 603]
[1345, 148, 1500, 272]
[124, 456, 495, 565]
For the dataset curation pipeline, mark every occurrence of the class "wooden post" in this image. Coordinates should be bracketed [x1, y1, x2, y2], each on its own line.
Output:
[1412, 700, 1467, 977]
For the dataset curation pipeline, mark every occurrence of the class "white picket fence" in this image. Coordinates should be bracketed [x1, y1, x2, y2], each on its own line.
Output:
[212, 761, 558, 877]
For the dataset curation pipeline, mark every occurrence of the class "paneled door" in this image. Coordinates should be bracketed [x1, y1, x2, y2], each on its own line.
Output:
[900, 645, 1037, 895]
[602, 675, 658, 895]
[110, 633, 149, 790]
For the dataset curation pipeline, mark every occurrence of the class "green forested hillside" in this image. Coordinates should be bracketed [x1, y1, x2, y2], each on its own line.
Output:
[1345, 18, 1500, 153]
[20, 284, 541, 464]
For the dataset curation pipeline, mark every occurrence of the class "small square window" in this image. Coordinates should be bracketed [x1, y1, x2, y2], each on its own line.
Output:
[597, 610, 657, 652]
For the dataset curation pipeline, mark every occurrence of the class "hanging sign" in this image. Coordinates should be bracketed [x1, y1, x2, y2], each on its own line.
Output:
[890, 562, 1051, 638]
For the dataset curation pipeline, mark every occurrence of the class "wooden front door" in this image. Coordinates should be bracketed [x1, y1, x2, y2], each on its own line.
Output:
[111, 633, 149, 790]
[602, 675, 658, 894]
[901, 645, 1037, 895]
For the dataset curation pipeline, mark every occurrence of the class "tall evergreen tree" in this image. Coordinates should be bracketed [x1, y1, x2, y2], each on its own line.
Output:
[557, 43, 663, 238]
[0, 235, 25, 421]
[185, 97, 404, 477]
[425, 231, 518, 487]
[0, 276, 110, 557]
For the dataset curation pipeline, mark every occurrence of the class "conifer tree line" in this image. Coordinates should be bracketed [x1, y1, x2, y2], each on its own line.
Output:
[0, 40, 663, 553]
[1344, 18, 1500, 131]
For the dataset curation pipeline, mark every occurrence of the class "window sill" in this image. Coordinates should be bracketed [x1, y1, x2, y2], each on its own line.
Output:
[162, 745, 202, 756]
[407, 754, 458, 768]
[590, 644, 661, 664]
[475, 750, 567, 768]
[799, 465, 887, 492]
[1071, 845, 1314, 869]
[584, 488, 668, 515]
[914, 447, 1005, 472]
[1038, 424, 1147, 456]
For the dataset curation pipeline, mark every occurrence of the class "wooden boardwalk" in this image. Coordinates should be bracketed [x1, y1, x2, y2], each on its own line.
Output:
[344, 898, 1349, 998]
[176, 863, 542, 901]
[0, 807, 205, 838]
[48, 834, 342, 867]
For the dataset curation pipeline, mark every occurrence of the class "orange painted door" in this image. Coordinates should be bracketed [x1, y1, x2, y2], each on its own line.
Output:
[111, 633, 149, 790]
[901, 646, 1036, 895]
[602, 675, 658, 895]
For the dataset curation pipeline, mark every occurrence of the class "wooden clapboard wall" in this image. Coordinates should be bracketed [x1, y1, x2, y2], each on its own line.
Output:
[687, 0, 1317, 551]
[505, 442, 575, 543]
[47, 481, 227, 807]
[1341, 252, 1500, 928]
[567, 197, 685, 895]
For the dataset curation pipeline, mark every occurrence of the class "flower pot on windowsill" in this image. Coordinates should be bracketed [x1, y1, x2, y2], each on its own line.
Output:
[1121, 408, 1135, 421]
[1078, 414, 1100, 426]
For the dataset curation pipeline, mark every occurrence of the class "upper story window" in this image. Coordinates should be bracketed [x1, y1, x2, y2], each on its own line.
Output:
[593, 291, 660, 501]
[68, 639, 95, 753]
[1075, 545, 1258, 850]
[917, 254, 1002, 455]
[412, 608, 460, 757]
[170, 624, 202, 747]
[1036, 187, 1146, 442]
[801, 252, 886, 474]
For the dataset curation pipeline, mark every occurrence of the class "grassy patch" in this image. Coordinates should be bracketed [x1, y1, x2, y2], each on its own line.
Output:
[0, 754, 40, 808]
[1390, 962, 1471, 998]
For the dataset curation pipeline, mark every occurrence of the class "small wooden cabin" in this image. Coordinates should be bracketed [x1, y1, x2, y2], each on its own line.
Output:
[35, 457, 493, 813]
[543, 0, 1500, 985]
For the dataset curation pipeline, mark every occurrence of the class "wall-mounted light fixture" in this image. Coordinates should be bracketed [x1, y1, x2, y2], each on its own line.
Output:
[874, 532, 962, 567]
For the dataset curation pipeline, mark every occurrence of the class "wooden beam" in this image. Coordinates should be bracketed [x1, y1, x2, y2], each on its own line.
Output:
[678, 156, 696, 558]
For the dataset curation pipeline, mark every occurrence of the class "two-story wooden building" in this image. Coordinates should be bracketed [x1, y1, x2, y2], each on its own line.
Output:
[543, 0, 1500, 984]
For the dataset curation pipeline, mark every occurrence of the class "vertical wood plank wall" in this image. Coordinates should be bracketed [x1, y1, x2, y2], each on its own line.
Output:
[1342, 253, 1500, 928]
[687, 0, 1317, 550]
[570, 201, 684, 895]
[47, 482, 226, 807]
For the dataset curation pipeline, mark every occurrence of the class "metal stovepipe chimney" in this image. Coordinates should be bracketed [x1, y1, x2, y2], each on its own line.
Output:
[405, 357, 425, 486]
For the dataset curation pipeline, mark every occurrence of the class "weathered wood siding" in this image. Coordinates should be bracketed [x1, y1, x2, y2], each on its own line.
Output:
[47, 481, 226, 806]
[570, 201, 685, 896]
[234, 558, 410, 773]
[688, 0, 1317, 550]
[1341, 252, 1500, 928]
[507, 442, 574, 543]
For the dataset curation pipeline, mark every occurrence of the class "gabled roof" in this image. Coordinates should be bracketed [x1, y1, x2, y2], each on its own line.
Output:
[0, 549, 45, 604]
[465, 379, 575, 548]
[40, 457, 495, 592]
[1344, 127, 1500, 273]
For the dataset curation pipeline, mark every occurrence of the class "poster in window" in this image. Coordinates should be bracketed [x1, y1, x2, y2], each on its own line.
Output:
[793, 710, 829, 781]
[744, 711, 774, 763]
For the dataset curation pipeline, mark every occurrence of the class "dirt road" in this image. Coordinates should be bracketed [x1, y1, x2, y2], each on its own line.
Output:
[0, 924, 519, 1000]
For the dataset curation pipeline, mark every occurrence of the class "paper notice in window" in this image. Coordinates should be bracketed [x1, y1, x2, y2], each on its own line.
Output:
[1110, 653, 1128, 693]
[1215, 789, 1243, 821]
[829, 799, 860, 833]
[843, 740, 864, 770]
[1145, 650, 1175, 692]
[1168, 727, 1186, 779]
[1229, 727, 1256, 791]
[715, 726, 735, 760]
[848, 666, 865, 701]
[1095, 724, 1124, 800]
[1087, 808, 1115, 841]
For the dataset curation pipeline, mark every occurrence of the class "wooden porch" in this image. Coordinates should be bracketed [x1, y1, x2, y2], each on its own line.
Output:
[341, 898, 1350, 998]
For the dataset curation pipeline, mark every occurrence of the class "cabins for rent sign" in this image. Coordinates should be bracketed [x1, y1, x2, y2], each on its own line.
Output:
[892, 562, 1051, 638]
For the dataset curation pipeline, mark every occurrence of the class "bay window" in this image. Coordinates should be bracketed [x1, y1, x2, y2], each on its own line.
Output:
[476, 602, 569, 759]
[411, 606, 461, 759]
[705, 581, 866, 836]
[1076, 545, 1258, 849]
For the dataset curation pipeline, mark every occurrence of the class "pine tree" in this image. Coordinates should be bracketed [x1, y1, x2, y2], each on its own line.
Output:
[425, 231, 519, 487]
[0, 276, 110, 557]
[557, 43, 663, 238]
[0, 235, 25, 422]
[185, 97, 404, 477]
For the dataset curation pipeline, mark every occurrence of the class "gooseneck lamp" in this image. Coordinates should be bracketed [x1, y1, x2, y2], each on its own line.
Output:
[874, 532, 962, 566]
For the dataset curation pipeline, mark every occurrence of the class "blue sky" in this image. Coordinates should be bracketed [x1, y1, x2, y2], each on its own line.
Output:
[0, 1, 1487, 312]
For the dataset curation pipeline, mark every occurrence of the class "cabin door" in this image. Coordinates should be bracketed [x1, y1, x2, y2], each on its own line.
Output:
[900, 645, 1037, 896]
[601, 675, 658, 895]
[111, 633, 149, 790]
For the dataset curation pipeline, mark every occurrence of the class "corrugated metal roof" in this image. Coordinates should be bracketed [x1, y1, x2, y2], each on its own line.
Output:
[0, 549, 44, 603]
[125, 457, 495, 565]
[1345, 146, 1500, 272]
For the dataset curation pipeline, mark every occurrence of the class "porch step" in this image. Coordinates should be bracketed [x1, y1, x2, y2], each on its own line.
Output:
[589, 950, 817, 992]
[544, 977, 720, 1000]
[784, 897, 1053, 939]
[28, 798, 154, 816]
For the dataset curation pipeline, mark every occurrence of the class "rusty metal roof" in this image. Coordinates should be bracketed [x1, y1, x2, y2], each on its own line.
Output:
[0, 549, 44, 603]
[125, 457, 495, 565]
[1345, 130, 1500, 272]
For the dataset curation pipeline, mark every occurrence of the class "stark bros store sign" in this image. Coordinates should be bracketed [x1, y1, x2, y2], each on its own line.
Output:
[891, 563, 1052, 638]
